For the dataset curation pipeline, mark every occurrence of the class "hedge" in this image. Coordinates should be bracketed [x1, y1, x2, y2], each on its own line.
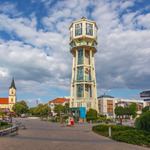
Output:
[112, 130, 150, 147]
[92, 124, 150, 147]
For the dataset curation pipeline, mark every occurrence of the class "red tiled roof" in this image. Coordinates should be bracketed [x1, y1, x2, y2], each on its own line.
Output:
[48, 98, 70, 105]
[0, 98, 9, 104]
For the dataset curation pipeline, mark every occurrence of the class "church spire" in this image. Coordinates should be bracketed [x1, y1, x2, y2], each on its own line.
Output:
[10, 78, 16, 89]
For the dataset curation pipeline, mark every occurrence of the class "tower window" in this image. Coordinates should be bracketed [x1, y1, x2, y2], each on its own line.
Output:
[11, 91, 13, 94]
[11, 99, 13, 102]
[77, 67, 83, 81]
[75, 23, 82, 36]
[78, 49, 83, 64]
[77, 84, 84, 98]
[86, 23, 93, 36]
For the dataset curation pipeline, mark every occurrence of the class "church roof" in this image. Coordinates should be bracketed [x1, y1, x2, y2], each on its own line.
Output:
[0, 98, 9, 104]
[10, 78, 16, 89]
[98, 94, 114, 98]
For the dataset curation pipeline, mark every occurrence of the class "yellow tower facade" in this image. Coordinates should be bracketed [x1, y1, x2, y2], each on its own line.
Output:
[69, 17, 99, 112]
[9, 78, 16, 111]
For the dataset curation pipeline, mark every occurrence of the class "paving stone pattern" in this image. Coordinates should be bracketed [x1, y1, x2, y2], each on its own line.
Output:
[0, 118, 148, 150]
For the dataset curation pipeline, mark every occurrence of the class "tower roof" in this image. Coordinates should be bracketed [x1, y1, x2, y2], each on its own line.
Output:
[98, 93, 114, 98]
[10, 78, 16, 89]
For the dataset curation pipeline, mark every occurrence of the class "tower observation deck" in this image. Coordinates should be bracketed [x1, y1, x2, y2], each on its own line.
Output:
[69, 17, 98, 112]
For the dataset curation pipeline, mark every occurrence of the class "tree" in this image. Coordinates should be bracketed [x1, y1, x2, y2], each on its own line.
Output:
[86, 108, 97, 118]
[129, 103, 137, 118]
[115, 106, 124, 118]
[142, 106, 149, 113]
[12, 100, 29, 115]
[124, 107, 133, 116]
[135, 111, 150, 132]
[63, 103, 69, 114]
[54, 104, 63, 116]
[39, 105, 51, 116]
[29, 107, 37, 115]
[12, 103, 24, 115]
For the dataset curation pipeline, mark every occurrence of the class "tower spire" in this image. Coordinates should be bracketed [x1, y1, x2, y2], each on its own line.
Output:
[10, 78, 16, 89]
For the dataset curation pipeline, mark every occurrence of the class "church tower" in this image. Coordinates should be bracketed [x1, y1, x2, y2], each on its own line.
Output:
[69, 17, 99, 112]
[9, 78, 16, 110]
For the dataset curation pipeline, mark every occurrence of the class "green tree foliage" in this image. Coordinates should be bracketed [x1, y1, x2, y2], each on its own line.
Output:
[36, 104, 43, 114]
[124, 107, 133, 116]
[39, 105, 51, 116]
[142, 106, 149, 113]
[129, 103, 137, 118]
[135, 111, 150, 132]
[54, 104, 63, 116]
[12, 100, 29, 115]
[86, 108, 97, 117]
[114, 106, 124, 118]
[63, 103, 69, 114]
[29, 107, 37, 115]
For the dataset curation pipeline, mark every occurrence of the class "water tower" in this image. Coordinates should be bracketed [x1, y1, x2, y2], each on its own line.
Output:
[69, 17, 98, 112]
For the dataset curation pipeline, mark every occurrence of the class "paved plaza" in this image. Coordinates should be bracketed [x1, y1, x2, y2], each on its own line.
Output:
[0, 118, 148, 150]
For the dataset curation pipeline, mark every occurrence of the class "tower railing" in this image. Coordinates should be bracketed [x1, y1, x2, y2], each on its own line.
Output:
[70, 40, 97, 51]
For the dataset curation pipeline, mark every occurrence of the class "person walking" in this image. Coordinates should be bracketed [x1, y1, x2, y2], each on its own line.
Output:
[70, 117, 74, 127]
[60, 116, 64, 127]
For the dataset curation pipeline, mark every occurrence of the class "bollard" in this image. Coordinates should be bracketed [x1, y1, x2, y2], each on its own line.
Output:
[109, 127, 111, 137]
[90, 120, 91, 123]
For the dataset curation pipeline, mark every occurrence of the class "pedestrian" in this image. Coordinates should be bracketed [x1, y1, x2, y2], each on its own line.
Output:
[70, 117, 74, 127]
[60, 116, 64, 127]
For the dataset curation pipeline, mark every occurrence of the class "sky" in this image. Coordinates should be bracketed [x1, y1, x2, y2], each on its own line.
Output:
[0, 0, 150, 107]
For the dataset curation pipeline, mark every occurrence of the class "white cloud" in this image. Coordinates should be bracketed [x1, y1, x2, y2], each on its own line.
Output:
[0, 0, 150, 103]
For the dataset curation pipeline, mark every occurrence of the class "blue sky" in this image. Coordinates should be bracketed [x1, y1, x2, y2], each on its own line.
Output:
[0, 0, 150, 107]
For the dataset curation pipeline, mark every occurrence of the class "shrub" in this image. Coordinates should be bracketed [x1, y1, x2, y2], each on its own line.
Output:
[135, 111, 150, 132]
[62, 115, 68, 120]
[92, 124, 135, 137]
[86, 108, 97, 118]
[86, 117, 98, 123]
[142, 106, 149, 113]
[1, 121, 9, 126]
[112, 130, 150, 147]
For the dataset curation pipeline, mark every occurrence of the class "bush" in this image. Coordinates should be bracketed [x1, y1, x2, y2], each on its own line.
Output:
[86, 108, 97, 118]
[92, 124, 135, 137]
[112, 130, 150, 147]
[1, 121, 9, 126]
[92, 124, 150, 147]
[135, 111, 150, 132]
[86, 117, 98, 123]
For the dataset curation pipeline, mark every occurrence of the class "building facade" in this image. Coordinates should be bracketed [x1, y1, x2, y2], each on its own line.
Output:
[98, 94, 115, 118]
[48, 98, 70, 116]
[69, 17, 98, 112]
[0, 78, 16, 112]
[115, 98, 149, 116]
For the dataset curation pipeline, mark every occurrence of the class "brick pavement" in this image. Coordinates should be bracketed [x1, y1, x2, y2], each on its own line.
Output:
[0, 118, 148, 150]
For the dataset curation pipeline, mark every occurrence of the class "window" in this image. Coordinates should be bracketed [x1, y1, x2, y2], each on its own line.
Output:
[78, 49, 83, 64]
[87, 103, 91, 108]
[77, 67, 83, 81]
[11, 91, 13, 94]
[77, 103, 82, 107]
[77, 84, 84, 98]
[70, 27, 73, 40]
[11, 99, 13, 102]
[75, 23, 82, 36]
[86, 23, 93, 36]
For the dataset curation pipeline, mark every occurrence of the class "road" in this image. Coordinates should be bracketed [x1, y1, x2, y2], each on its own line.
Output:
[0, 118, 148, 150]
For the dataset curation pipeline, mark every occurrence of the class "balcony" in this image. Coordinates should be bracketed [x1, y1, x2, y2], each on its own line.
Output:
[73, 76, 93, 82]
[70, 40, 97, 51]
